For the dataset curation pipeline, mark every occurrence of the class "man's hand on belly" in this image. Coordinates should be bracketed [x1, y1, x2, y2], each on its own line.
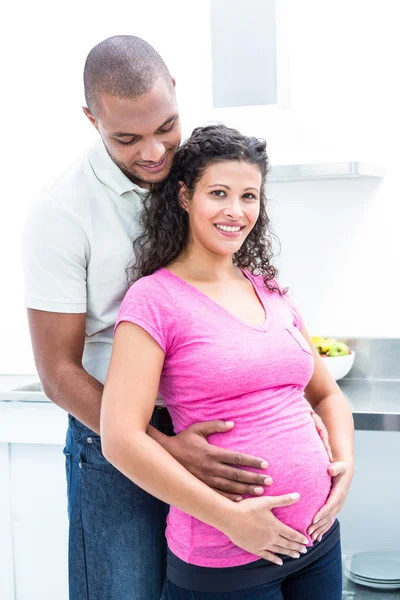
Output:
[163, 420, 273, 501]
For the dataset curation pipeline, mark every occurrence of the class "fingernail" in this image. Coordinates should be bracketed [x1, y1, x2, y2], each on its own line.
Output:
[302, 538, 309, 545]
[263, 477, 272, 485]
[312, 533, 317, 541]
[260, 461, 268, 469]
[308, 528, 314, 536]
[313, 518, 320, 524]
[290, 493, 300, 501]
[254, 487, 264, 494]
[225, 421, 234, 427]
[300, 547, 307, 554]
[293, 552, 300, 559]
[277, 559, 283, 566]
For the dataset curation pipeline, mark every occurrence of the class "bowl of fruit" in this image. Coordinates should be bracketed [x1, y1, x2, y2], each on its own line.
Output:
[312, 337, 355, 381]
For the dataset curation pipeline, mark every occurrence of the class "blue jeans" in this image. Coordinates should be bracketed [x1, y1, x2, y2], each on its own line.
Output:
[167, 540, 342, 599]
[64, 414, 169, 600]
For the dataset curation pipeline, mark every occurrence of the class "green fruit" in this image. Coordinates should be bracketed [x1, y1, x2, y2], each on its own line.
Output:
[327, 341, 349, 357]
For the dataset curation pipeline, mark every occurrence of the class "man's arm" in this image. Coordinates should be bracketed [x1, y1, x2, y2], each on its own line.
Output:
[28, 309, 104, 432]
[27, 309, 271, 500]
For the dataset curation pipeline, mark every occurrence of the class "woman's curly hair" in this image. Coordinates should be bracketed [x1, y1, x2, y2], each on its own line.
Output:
[128, 123, 284, 295]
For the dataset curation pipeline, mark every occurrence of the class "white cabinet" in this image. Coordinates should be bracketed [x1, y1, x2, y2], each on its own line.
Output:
[0, 398, 69, 600]
[11, 444, 69, 600]
[0, 443, 15, 600]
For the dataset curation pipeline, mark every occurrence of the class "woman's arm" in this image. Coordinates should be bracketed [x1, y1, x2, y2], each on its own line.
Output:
[100, 322, 310, 564]
[301, 325, 355, 540]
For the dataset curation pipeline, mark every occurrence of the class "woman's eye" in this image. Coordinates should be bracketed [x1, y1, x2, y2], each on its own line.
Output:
[211, 190, 226, 197]
[243, 193, 257, 200]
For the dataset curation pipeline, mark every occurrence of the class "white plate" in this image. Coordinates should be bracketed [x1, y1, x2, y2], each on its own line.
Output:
[346, 571, 400, 590]
[348, 573, 400, 584]
[349, 551, 400, 580]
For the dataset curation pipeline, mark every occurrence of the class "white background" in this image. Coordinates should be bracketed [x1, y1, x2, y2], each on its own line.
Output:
[1, 0, 399, 374]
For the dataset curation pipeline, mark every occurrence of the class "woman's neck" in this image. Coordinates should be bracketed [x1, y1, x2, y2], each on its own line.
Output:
[170, 246, 241, 283]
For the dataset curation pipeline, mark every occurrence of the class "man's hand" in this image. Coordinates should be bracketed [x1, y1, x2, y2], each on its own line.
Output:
[310, 409, 333, 462]
[164, 420, 273, 501]
[223, 493, 309, 565]
[307, 460, 354, 541]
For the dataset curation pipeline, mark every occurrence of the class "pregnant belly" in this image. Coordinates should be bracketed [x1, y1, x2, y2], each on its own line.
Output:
[209, 421, 332, 544]
[260, 435, 331, 544]
[166, 418, 332, 566]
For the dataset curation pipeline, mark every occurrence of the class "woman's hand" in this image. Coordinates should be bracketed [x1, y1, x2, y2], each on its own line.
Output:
[307, 460, 354, 541]
[164, 420, 273, 501]
[224, 493, 309, 565]
[310, 408, 333, 462]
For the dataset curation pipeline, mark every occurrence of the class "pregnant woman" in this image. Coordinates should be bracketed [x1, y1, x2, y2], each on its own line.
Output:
[101, 125, 354, 599]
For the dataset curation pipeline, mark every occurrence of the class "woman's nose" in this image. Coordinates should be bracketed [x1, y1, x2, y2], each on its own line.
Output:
[224, 199, 244, 218]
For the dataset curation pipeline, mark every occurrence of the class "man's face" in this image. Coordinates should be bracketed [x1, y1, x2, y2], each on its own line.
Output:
[84, 77, 181, 189]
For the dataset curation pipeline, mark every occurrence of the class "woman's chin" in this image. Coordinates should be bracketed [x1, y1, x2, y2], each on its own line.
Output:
[210, 241, 244, 256]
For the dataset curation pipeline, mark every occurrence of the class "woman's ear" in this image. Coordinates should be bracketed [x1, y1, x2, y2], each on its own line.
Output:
[178, 182, 189, 211]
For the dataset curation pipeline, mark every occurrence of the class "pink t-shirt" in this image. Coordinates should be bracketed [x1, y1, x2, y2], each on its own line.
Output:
[115, 268, 332, 568]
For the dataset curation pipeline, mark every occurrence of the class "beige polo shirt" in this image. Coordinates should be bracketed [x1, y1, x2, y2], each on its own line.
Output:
[23, 140, 149, 384]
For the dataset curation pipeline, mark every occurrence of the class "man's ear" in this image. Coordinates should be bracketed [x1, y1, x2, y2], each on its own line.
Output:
[178, 182, 189, 211]
[82, 106, 99, 131]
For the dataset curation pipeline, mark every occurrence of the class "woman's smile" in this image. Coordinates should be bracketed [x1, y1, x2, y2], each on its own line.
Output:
[214, 222, 245, 238]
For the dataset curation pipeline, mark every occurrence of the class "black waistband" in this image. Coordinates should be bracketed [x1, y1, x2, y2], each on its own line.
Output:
[167, 519, 340, 593]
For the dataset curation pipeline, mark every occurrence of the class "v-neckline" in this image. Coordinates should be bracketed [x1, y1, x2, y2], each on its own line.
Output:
[160, 267, 272, 332]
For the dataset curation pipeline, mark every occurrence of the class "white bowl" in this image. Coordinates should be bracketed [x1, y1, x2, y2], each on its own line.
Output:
[321, 351, 355, 381]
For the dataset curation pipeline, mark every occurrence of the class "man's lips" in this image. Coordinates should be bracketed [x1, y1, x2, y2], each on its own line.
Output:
[135, 154, 168, 172]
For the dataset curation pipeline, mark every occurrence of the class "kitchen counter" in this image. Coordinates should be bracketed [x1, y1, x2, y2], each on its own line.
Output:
[1, 375, 400, 435]
[338, 379, 400, 432]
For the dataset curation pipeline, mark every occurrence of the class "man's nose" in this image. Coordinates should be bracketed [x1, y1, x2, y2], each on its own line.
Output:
[139, 140, 165, 163]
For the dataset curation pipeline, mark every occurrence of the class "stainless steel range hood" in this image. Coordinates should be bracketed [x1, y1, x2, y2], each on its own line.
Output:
[268, 162, 385, 183]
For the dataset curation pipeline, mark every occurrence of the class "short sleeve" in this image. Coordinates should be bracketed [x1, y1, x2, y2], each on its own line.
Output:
[282, 293, 303, 330]
[23, 191, 89, 313]
[115, 277, 178, 354]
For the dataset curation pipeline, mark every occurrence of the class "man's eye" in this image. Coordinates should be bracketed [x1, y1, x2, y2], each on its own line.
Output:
[159, 120, 176, 134]
[211, 190, 226, 197]
[117, 138, 137, 145]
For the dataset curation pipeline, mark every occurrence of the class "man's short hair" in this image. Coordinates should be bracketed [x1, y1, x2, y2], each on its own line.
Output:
[84, 35, 173, 116]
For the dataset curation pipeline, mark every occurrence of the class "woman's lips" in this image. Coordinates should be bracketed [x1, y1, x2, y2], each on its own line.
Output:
[214, 224, 245, 238]
[136, 154, 168, 173]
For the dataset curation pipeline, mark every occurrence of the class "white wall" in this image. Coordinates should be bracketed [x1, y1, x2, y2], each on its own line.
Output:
[209, 0, 400, 338]
[1, 0, 399, 374]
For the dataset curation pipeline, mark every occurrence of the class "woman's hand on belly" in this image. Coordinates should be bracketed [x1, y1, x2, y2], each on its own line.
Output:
[310, 408, 333, 462]
[226, 492, 309, 565]
[308, 460, 354, 541]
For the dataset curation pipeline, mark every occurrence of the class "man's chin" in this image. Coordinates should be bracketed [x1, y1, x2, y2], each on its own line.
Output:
[126, 170, 168, 188]
[129, 162, 173, 187]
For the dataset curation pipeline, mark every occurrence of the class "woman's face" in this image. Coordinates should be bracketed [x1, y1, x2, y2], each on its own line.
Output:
[181, 160, 262, 258]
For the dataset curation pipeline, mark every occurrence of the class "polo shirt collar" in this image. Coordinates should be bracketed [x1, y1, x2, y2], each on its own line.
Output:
[88, 139, 149, 196]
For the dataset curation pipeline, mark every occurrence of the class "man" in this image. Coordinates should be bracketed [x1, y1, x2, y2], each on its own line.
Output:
[24, 35, 331, 600]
